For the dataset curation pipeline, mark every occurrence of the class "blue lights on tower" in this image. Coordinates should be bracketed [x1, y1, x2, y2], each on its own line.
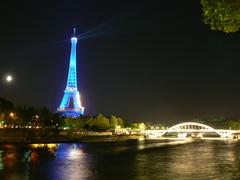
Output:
[58, 29, 84, 117]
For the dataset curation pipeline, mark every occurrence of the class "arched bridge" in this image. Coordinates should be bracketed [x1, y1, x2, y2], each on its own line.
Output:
[145, 122, 240, 138]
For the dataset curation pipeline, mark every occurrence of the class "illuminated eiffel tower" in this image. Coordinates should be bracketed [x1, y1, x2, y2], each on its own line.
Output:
[58, 29, 84, 117]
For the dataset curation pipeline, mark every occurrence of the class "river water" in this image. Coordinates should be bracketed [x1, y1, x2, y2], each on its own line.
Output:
[0, 139, 240, 180]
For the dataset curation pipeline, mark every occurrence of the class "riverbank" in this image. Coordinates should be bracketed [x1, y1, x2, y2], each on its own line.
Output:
[0, 135, 144, 144]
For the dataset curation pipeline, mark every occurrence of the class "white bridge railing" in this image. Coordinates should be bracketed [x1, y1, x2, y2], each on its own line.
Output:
[144, 122, 240, 138]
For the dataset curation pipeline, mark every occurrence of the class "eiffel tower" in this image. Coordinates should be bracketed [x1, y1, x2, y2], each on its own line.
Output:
[58, 29, 84, 117]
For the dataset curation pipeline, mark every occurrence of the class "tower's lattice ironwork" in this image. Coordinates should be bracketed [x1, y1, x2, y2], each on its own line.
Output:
[58, 29, 84, 117]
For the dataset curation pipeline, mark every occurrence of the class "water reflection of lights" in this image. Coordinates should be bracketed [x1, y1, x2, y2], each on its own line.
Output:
[30, 151, 39, 161]
[54, 144, 92, 179]
[3, 145, 15, 149]
[30, 144, 58, 157]
[30, 144, 57, 149]
[68, 144, 84, 160]
[0, 150, 4, 170]
[137, 139, 194, 150]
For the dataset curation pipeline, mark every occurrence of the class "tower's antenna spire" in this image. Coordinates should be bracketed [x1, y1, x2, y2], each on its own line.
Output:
[73, 28, 76, 36]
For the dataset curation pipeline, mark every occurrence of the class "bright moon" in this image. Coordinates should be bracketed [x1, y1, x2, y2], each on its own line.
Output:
[6, 75, 13, 82]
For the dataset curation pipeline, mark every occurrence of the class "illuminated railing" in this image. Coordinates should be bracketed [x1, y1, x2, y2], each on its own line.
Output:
[145, 122, 239, 138]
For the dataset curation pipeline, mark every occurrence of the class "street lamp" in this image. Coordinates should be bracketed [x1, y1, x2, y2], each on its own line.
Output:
[9, 112, 14, 118]
[9, 112, 15, 128]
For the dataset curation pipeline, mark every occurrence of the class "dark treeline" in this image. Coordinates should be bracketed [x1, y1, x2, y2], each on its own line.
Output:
[200, 117, 240, 130]
[0, 97, 63, 128]
[0, 98, 145, 131]
[65, 113, 125, 131]
[64, 113, 146, 131]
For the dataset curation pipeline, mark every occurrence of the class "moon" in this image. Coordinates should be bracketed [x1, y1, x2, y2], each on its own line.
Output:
[5, 75, 13, 82]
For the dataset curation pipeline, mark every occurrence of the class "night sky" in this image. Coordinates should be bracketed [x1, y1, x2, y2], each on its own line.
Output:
[1, 0, 240, 123]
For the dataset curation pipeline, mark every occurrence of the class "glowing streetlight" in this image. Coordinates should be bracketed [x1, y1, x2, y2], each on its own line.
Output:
[9, 112, 14, 118]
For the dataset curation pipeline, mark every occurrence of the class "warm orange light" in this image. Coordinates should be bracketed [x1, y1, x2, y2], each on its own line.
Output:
[9, 112, 14, 117]
[30, 144, 57, 149]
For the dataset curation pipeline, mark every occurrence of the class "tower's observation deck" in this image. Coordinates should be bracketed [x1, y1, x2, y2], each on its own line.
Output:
[58, 30, 84, 117]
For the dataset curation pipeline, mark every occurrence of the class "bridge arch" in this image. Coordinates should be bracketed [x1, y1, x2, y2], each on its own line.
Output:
[158, 122, 223, 137]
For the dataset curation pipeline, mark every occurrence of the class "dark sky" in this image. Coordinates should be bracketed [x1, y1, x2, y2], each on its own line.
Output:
[1, 0, 240, 123]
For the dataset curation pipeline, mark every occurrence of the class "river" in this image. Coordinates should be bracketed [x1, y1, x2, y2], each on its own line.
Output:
[0, 139, 239, 180]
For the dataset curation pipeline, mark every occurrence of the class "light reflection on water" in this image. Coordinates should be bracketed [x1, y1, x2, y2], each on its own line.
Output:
[53, 144, 93, 180]
[0, 139, 240, 179]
